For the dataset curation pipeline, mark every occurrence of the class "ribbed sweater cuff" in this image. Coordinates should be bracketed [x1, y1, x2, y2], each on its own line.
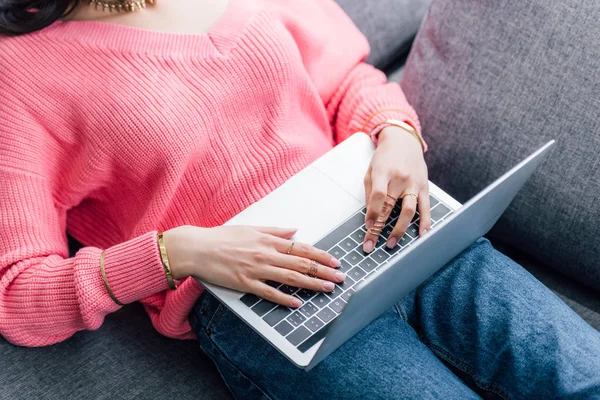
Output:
[103, 231, 169, 305]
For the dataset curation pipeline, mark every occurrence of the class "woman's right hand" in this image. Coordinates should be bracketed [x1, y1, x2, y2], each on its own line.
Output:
[163, 225, 345, 308]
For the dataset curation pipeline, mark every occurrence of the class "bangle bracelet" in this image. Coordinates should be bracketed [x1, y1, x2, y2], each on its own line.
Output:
[157, 230, 177, 290]
[373, 119, 425, 152]
[100, 250, 124, 306]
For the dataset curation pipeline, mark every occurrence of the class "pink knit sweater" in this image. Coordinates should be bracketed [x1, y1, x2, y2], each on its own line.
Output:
[0, 0, 421, 346]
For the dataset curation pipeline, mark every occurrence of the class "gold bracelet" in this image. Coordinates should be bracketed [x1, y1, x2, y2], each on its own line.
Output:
[374, 119, 425, 152]
[100, 250, 124, 306]
[157, 230, 177, 290]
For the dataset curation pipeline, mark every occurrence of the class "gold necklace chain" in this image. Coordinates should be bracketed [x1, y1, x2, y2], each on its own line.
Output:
[88, 0, 155, 13]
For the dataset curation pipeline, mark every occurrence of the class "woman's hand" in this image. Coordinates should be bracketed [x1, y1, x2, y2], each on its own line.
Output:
[363, 126, 431, 253]
[163, 225, 345, 308]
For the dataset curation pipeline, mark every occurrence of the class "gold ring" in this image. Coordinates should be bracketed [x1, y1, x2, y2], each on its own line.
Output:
[286, 241, 295, 255]
[369, 227, 383, 235]
[401, 193, 418, 202]
[386, 193, 398, 202]
[307, 262, 319, 278]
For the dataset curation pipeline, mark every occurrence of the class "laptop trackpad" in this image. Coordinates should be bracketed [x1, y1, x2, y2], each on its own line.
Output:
[225, 167, 363, 245]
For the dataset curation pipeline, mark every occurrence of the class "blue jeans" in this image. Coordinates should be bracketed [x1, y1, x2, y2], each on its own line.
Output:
[189, 239, 600, 399]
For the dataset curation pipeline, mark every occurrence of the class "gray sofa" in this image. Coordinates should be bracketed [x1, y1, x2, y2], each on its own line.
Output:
[1, 1, 598, 399]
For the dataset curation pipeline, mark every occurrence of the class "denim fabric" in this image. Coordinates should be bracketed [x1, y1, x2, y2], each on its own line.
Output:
[189, 239, 600, 399]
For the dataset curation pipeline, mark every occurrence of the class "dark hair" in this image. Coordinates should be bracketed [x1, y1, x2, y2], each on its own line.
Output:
[0, 1, 79, 36]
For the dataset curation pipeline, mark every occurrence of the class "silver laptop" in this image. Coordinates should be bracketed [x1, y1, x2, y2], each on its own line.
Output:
[195, 132, 555, 371]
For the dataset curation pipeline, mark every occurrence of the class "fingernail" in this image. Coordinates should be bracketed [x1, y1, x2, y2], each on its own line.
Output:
[330, 257, 341, 268]
[334, 272, 346, 281]
[366, 219, 374, 229]
[323, 281, 334, 291]
[291, 297, 302, 308]
[421, 229, 428, 236]
[363, 240, 374, 253]
[386, 237, 398, 248]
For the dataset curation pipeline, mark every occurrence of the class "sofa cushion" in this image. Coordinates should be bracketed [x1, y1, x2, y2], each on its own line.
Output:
[401, 0, 600, 290]
[0, 303, 232, 400]
[335, 0, 431, 70]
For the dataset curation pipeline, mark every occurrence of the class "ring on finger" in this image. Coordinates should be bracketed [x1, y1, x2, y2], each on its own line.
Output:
[386, 193, 398, 202]
[401, 193, 418, 202]
[307, 261, 319, 278]
[286, 241, 295, 255]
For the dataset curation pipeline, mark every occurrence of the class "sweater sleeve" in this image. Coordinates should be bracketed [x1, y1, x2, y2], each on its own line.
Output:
[270, 0, 425, 148]
[0, 107, 170, 347]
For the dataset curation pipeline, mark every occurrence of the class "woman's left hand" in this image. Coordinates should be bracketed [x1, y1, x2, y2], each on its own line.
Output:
[362, 126, 431, 253]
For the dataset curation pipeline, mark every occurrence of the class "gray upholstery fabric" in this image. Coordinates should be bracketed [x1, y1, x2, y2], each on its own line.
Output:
[401, 0, 600, 291]
[335, 0, 431, 70]
[0, 303, 232, 400]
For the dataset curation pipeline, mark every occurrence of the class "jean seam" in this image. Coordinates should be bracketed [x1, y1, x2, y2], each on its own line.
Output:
[206, 303, 227, 332]
[426, 341, 511, 400]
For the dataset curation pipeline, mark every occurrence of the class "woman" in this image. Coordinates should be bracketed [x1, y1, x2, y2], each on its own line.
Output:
[0, 0, 598, 398]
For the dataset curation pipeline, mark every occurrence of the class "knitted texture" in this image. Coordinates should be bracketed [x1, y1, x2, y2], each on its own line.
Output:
[0, 0, 421, 346]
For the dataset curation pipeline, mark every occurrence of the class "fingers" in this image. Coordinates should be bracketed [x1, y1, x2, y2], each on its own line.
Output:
[364, 167, 372, 207]
[417, 189, 432, 236]
[387, 191, 418, 248]
[363, 193, 397, 253]
[271, 237, 341, 268]
[253, 226, 297, 239]
[270, 253, 346, 284]
[250, 280, 303, 308]
[262, 265, 337, 296]
[364, 173, 391, 252]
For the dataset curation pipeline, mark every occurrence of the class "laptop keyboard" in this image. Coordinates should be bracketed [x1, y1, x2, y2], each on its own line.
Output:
[239, 195, 453, 353]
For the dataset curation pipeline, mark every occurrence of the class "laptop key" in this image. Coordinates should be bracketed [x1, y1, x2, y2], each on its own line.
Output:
[311, 293, 331, 309]
[350, 229, 366, 244]
[240, 294, 260, 307]
[286, 326, 311, 346]
[251, 299, 277, 317]
[265, 280, 281, 288]
[341, 288, 355, 303]
[287, 312, 306, 328]
[324, 284, 343, 300]
[406, 224, 419, 239]
[344, 250, 363, 266]
[429, 195, 439, 207]
[383, 242, 402, 255]
[340, 237, 359, 252]
[359, 257, 378, 273]
[263, 306, 292, 326]
[398, 233, 413, 247]
[299, 302, 319, 318]
[329, 298, 347, 314]
[279, 285, 298, 295]
[381, 225, 394, 239]
[274, 320, 294, 336]
[306, 317, 325, 332]
[328, 245, 346, 259]
[296, 288, 316, 302]
[348, 266, 366, 281]
[361, 207, 367, 214]
[336, 275, 355, 291]
[338, 258, 353, 273]
[313, 212, 365, 251]
[317, 307, 336, 323]
[371, 249, 390, 264]
[431, 204, 451, 221]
